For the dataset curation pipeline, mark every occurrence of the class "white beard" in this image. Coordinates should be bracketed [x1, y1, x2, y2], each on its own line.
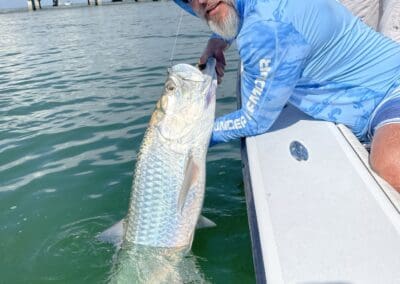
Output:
[207, 1, 239, 40]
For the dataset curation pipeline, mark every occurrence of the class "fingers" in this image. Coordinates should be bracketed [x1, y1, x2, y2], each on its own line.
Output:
[197, 63, 207, 70]
[198, 59, 224, 83]
[214, 48, 226, 66]
[198, 47, 212, 71]
[214, 48, 226, 84]
[216, 62, 225, 84]
[199, 52, 209, 66]
[198, 57, 224, 83]
[199, 38, 228, 83]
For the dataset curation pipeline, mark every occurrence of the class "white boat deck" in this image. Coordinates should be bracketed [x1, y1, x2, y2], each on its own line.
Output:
[241, 105, 400, 284]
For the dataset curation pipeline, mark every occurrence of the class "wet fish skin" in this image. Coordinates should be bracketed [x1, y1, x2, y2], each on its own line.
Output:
[125, 58, 217, 249]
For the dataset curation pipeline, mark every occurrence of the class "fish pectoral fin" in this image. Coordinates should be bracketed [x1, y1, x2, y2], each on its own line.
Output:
[96, 219, 125, 248]
[178, 156, 199, 214]
[196, 215, 216, 229]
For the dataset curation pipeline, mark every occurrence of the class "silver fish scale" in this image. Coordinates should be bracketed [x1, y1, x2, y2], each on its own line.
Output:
[125, 128, 203, 248]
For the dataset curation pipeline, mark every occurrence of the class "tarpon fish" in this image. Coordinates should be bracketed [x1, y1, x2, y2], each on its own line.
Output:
[99, 58, 218, 283]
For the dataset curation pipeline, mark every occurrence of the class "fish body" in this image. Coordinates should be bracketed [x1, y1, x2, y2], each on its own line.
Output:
[102, 59, 217, 283]
[125, 58, 217, 248]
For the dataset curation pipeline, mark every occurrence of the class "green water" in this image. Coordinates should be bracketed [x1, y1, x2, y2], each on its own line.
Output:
[0, 2, 255, 283]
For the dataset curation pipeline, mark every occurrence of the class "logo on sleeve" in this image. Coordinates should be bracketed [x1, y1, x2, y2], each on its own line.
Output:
[213, 59, 271, 132]
[246, 59, 271, 114]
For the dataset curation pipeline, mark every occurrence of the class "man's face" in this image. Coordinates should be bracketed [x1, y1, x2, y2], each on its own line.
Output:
[189, 0, 239, 39]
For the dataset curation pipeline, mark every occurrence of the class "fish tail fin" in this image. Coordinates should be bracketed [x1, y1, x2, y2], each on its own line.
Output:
[196, 215, 216, 229]
[97, 219, 125, 248]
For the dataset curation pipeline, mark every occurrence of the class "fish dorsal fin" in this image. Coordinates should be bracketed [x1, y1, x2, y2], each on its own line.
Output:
[196, 215, 216, 229]
[97, 219, 125, 248]
[178, 155, 199, 214]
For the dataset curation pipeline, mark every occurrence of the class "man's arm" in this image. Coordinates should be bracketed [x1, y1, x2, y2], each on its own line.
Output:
[210, 20, 311, 145]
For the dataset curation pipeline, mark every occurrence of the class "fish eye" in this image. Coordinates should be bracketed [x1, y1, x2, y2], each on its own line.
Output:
[165, 81, 176, 92]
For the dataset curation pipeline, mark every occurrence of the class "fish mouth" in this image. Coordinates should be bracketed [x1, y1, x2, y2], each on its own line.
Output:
[199, 58, 217, 79]
[200, 58, 217, 108]
[170, 59, 216, 82]
[170, 64, 205, 82]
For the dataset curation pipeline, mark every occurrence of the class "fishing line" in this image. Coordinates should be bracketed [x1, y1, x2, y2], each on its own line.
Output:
[170, 9, 184, 66]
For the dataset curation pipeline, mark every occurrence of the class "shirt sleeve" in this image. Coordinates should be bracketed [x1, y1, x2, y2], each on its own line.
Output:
[210, 19, 310, 145]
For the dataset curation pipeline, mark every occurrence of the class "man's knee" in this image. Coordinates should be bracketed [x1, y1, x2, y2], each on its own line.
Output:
[370, 123, 400, 192]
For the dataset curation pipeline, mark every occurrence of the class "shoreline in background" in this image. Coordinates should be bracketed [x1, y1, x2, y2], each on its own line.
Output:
[0, 0, 167, 15]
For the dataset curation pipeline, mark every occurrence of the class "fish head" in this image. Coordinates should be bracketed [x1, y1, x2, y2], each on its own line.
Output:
[150, 58, 217, 146]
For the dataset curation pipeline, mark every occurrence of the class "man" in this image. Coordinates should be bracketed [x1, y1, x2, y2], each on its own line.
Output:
[173, 0, 400, 192]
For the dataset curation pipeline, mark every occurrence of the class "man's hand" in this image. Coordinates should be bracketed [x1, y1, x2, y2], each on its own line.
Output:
[199, 38, 228, 84]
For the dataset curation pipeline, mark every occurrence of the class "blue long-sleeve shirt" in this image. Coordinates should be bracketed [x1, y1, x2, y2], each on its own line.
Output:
[174, 0, 400, 144]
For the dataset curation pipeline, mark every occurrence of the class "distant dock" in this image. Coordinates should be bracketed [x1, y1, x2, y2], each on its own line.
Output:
[26, 0, 158, 11]
[27, 0, 102, 11]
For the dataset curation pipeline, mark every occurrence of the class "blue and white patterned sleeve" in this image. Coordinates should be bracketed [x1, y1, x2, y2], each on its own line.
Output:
[210, 19, 310, 145]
